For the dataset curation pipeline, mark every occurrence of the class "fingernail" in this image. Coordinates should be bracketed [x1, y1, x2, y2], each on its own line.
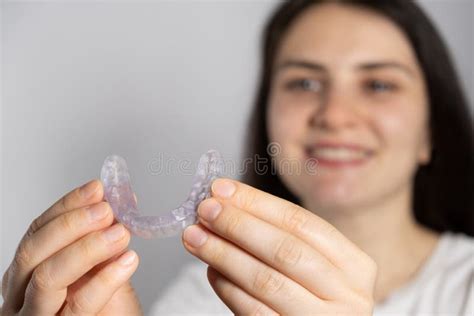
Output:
[103, 224, 125, 243]
[80, 180, 99, 199]
[212, 179, 236, 198]
[87, 202, 109, 222]
[198, 198, 222, 222]
[118, 250, 136, 266]
[183, 225, 208, 248]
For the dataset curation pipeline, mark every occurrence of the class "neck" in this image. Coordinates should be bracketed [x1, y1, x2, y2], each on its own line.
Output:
[302, 184, 441, 304]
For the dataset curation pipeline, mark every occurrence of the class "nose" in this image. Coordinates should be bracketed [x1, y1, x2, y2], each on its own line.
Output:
[310, 86, 359, 131]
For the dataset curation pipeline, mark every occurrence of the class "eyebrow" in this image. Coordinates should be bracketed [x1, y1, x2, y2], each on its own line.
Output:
[276, 59, 327, 73]
[275, 59, 415, 78]
[357, 61, 415, 77]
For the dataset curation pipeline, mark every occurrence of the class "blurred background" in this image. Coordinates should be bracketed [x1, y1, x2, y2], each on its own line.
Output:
[1, 0, 472, 314]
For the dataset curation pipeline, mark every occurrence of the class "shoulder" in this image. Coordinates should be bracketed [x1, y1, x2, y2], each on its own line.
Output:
[439, 231, 474, 273]
[374, 231, 474, 316]
[422, 231, 473, 315]
[149, 260, 231, 316]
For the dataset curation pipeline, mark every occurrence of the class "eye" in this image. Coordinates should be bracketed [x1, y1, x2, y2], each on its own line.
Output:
[285, 78, 322, 93]
[365, 80, 397, 93]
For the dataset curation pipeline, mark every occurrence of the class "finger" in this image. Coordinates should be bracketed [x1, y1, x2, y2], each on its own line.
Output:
[25, 179, 103, 238]
[207, 266, 278, 316]
[20, 223, 130, 315]
[62, 248, 128, 294]
[61, 250, 139, 315]
[2, 267, 8, 301]
[197, 198, 350, 300]
[211, 178, 374, 285]
[3, 201, 114, 312]
[70, 249, 125, 285]
[183, 224, 323, 314]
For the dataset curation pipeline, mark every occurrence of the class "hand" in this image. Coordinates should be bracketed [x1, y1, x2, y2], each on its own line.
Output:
[182, 178, 377, 315]
[1, 179, 142, 315]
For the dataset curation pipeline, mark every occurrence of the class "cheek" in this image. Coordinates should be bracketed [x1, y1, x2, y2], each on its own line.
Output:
[267, 99, 306, 145]
[266, 98, 315, 201]
[371, 97, 428, 169]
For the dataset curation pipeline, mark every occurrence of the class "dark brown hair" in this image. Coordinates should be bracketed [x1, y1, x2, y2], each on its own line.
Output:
[243, 0, 473, 236]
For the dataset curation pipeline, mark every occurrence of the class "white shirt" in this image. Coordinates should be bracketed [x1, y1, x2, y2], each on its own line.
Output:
[150, 231, 474, 315]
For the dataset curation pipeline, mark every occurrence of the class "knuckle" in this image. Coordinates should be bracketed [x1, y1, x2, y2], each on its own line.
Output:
[60, 194, 70, 212]
[61, 188, 80, 211]
[2, 267, 10, 297]
[30, 264, 53, 292]
[13, 240, 32, 269]
[223, 212, 242, 237]
[250, 304, 265, 316]
[79, 235, 99, 258]
[273, 236, 302, 268]
[282, 207, 309, 234]
[251, 304, 277, 316]
[252, 267, 285, 297]
[59, 212, 77, 232]
[237, 186, 259, 211]
[68, 295, 94, 315]
[26, 217, 42, 237]
[208, 243, 226, 264]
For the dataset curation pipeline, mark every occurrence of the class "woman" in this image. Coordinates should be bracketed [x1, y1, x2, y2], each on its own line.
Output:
[2, 0, 472, 315]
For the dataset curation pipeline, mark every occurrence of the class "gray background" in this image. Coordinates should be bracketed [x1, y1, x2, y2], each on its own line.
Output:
[1, 0, 472, 314]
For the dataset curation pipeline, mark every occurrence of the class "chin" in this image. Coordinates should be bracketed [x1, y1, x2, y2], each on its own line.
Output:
[291, 177, 368, 213]
[312, 187, 356, 207]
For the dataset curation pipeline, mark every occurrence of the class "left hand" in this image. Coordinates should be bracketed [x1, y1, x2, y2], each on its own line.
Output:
[182, 178, 378, 315]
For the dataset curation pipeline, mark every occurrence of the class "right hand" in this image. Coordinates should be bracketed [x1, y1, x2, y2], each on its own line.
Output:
[1, 179, 143, 315]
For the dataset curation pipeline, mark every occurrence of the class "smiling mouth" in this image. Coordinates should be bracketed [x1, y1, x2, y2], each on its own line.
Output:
[304, 144, 374, 167]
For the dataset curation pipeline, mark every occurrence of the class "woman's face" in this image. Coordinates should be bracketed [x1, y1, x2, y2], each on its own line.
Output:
[267, 3, 431, 212]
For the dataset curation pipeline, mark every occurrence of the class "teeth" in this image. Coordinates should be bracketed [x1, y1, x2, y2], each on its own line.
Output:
[309, 147, 368, 161]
